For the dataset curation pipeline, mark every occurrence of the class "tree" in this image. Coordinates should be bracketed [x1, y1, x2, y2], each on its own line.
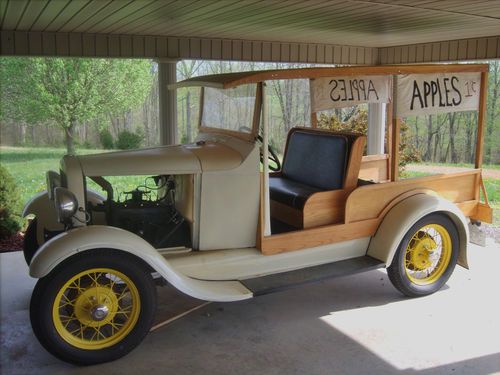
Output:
[1, 58, 152, 154]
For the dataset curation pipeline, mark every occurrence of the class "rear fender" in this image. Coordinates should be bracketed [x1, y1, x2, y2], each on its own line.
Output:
[29, 225, 252, 302]
[367, 193, 469, 269]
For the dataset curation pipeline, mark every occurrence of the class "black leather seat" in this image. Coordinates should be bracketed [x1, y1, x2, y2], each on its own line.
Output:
[269, 130, 349, 209]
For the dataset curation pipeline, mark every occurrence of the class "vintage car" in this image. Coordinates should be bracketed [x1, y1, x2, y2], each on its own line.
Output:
[23, 64, 492, 365]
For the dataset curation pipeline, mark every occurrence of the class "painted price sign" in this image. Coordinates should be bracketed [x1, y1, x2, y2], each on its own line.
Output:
[396, 72, 481, 117]
[310, 75, 392, 112]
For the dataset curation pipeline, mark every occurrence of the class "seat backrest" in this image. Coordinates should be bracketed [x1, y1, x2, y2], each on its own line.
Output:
[281, 129, 349, 190]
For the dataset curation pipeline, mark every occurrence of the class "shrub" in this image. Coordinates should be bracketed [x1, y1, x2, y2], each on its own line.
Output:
[116, 130, 142, 150]
[99, 129, 114, 149]
[0, 165, 21, 239]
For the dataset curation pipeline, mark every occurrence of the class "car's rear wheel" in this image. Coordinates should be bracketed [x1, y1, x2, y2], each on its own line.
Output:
[387, 213, 459, 297]
[30, 249, 156, 365]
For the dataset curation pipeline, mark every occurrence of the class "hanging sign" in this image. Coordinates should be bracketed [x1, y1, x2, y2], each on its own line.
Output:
[396, 72, 481, 117]
[310, 75, 392, 112]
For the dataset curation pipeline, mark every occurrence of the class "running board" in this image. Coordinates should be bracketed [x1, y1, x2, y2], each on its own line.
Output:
[241, 256, 384, 296]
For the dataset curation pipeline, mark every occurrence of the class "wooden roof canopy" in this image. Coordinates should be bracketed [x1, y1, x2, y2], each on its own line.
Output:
[170, 64, 490, 89]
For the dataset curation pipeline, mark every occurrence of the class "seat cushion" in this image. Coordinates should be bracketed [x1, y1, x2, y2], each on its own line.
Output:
[269, 176, 322, 209]
[282, 131, 348, 190]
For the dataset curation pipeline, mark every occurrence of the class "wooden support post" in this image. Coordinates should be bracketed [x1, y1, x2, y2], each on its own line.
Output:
[475, 71, 489, 169]
[390, 118, 401, 181]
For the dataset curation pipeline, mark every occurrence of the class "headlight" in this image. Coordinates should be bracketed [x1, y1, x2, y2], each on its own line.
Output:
[54, 187, 78, 224]
[46, 171, 61, 200]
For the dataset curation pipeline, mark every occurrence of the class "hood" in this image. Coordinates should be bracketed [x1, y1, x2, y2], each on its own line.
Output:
[77, 142, 243, 176]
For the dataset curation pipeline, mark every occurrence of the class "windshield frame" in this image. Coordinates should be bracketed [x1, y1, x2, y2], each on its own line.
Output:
[199, 83, 261, 142]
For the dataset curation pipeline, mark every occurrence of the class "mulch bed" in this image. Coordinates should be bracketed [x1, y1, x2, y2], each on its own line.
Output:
[0, 232, 23, 253]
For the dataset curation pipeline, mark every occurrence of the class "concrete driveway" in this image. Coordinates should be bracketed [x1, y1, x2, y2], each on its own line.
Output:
[1, 240, 499, 375]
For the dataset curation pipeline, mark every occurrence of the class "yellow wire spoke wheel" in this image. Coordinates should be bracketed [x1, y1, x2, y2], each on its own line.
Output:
[387, 213, 459, 298]
[31, 250, 156, 365]
[52, 268, 141, 350]
[404, 224, 452, 286]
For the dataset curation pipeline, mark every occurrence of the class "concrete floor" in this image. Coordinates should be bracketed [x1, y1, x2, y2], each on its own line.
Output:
[1, 240, 499, 375]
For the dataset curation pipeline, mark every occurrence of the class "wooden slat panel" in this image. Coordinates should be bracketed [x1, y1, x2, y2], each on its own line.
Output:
[178, 38, 189, 58]
[14, 31, 29, 55]
[221, 39, 231, 60]
[2, 0, 29, 30]
[212, 39, 222, 60]
[107, 34, 119, 57]
[232, 40, 242, 60]
[55, 32, 69, 55]
[68, 33, 82, 56]
[144, 36, 156, 57]
[379, 36, 500, 63]
[189, 38, 201, 59]
[16, 0, 50, 30]
[41, 32, 55, 55]
[43, 0, 89, 32]
[28, 31, 42, 55]
[0, 30, 14, 54]
[280, 43, 290, 62]
[242, 41, 252, 61]
[166, 37, 178, 58]
[132, 36, 144, 57]
[95, 34, 107, 56]
[90, 1, 160, 34]
[201, 39, 211, 60]
[262, 42, 271, 61]
[58, 0, 112, 32]
[271, 43, 280, 62]
[252, 41, 262, 61]
[30, 0, 69, 31]
[82, 33, 95, 56]
[70, 1, 134, 33]
[119, 35, 131, 57]
[156, 36, 167, 58]
[346, 171, 480, 223]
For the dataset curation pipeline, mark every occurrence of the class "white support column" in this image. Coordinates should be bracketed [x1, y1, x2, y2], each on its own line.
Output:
[158, 61, 178, 145]
[367, 103, 386, 155]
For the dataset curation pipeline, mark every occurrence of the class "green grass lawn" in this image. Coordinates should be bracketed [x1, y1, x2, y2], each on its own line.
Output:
[0, 146, 147, 215]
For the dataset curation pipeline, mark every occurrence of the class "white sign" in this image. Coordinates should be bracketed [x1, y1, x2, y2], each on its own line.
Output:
[396, 72, 481, 117]
[310, 75, 392, 112]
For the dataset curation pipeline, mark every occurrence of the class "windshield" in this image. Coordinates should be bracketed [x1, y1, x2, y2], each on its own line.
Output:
[201, 84, 257, 134]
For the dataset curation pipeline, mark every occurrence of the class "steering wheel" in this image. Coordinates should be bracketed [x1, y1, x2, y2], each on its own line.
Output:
[238, 126, 281, 172]
[257, 134, 281, 172]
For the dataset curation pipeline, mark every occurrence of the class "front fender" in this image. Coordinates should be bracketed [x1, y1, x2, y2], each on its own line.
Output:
[30, 225, 252, 302]
[22, 190, 105, 244]
[367, 193, 469, 269]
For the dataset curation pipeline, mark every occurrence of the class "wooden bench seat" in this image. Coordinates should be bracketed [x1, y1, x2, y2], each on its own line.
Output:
[270, 127, 366, 229]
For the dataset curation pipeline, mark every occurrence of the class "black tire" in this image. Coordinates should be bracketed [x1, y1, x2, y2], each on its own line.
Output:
[30, 249, 157, 365]
[387, 213, 459, 298]
[23, 218, 39, 265]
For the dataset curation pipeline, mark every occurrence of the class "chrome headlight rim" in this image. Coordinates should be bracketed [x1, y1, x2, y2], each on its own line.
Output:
[54, 187, 78, 224]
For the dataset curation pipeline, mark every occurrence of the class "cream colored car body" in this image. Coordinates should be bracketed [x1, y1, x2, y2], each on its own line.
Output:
[24, 130, 469, 302]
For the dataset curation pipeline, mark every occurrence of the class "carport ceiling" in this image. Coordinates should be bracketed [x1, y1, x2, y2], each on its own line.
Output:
[1, 0, 499, 48]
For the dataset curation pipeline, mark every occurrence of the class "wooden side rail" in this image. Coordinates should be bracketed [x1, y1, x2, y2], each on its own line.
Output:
[345, 170, 482, 223]
[359, 154, 390, 183]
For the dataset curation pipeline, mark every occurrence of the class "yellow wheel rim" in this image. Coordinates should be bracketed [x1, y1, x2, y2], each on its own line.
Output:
[404, 224, 452, 285]
[52, 268, 141, 350]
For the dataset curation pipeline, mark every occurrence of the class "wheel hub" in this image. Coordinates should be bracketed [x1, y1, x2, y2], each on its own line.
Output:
[74, 286, 119, 327]
[410, 237, 437, 270]
[90, 304, 109, 321]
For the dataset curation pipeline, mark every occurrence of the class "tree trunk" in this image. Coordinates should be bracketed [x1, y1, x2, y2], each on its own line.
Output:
[65, 122, 76, 155]
[448, 113, 457, 163]
[425, 115, 433, 161]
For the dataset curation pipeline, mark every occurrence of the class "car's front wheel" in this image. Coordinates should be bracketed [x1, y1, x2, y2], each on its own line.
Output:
[387, 213, 459, 297]
[30, 249, 157, 365]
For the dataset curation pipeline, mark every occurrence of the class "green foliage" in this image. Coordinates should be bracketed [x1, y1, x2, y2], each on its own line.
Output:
[116, 130, 142, 150]
[0, 164, 21, 239]
[0, 57, 153, 154]
[99, 129, 114, 149]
